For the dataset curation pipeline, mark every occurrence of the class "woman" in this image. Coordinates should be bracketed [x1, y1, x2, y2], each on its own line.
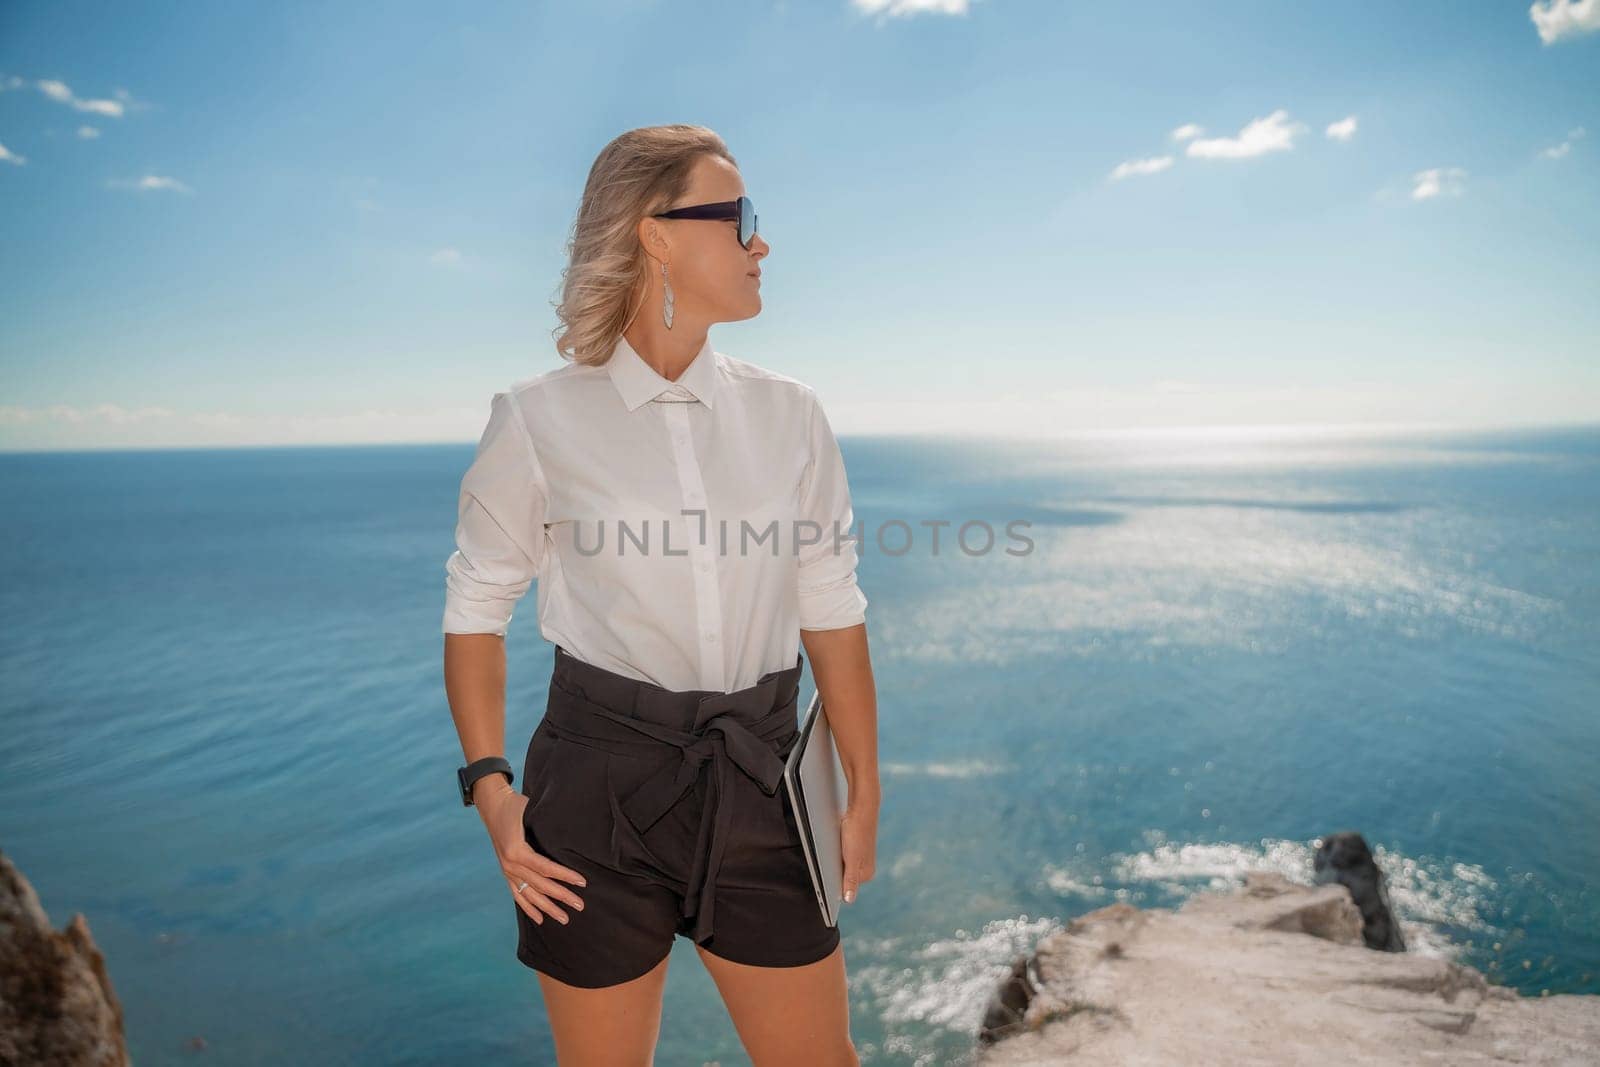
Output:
[441, 124, 879, 1065]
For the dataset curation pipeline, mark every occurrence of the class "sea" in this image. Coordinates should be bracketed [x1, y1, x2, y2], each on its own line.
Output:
[1, 423, 1596, 1065]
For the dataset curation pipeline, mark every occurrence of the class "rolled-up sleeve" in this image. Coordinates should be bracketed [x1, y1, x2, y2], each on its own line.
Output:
[797, 388, 868, 631]
[441, 390, 548, 635]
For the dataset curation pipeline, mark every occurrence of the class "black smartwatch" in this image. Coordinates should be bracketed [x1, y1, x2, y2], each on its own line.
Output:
[457, 756, 514, 807]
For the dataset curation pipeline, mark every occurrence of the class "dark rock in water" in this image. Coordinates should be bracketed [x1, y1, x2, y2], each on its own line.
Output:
[977, 954, 1042, 1046]
[1312, 830, 1407, 951]
[0, 849, 129, 1067]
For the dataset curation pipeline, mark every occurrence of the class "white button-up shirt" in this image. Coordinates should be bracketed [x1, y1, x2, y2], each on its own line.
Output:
[441, 333, 868, 693]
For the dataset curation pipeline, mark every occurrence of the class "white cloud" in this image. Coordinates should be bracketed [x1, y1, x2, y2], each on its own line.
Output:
[851, 0, 977, 17]
[1170, 123, 1204, 142]
[105, 174, 194, 194]
[431, 247, 463, 266]
[1185, 109, 1306, 159]
[35, 78, 127, 117]
[1108, 155, 1174, 181]
[0, 403, 176, 427]
[824, 376, 1600, 437]
[1529, 0, 1600, 43]
[3, 76, 145, 116]
[0, 141, 26, 166]
[1410, 166, 1467, 200]
[0, 401, 509, 449]
[77, 125, 101, 139]
[1325, 115, 1358, 142]
[1540, 125, 1585, 159]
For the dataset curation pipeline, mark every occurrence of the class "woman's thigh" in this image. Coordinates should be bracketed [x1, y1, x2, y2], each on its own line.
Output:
[695, 941, 858, 1067]
[537, 951, 671, 1066]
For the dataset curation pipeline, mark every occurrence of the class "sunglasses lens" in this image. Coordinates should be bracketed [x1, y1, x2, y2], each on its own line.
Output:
[740, 198, 756, 246]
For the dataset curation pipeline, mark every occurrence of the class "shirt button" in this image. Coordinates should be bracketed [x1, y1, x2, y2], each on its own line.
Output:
[698, 560, 711, 572]
[706, 632, 718, 644]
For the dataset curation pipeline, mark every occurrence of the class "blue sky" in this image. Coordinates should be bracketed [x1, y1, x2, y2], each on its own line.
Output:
[1, 0, 1596, 450]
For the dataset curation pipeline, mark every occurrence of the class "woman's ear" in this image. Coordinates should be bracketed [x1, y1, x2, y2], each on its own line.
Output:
[637, 216, 669, 260]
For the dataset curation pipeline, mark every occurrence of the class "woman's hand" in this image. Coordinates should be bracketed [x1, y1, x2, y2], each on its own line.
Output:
[479, 787, 588, 926]
[839, 796, 878, 904]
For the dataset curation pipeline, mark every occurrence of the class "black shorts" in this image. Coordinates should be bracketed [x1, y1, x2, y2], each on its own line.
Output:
[513, 645, 841, 988]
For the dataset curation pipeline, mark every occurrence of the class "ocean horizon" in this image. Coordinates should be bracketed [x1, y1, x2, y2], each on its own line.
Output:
[2, 421, 1596, 1064]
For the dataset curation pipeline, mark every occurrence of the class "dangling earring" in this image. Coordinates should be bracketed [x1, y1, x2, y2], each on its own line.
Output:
[660, 260, 675, 329]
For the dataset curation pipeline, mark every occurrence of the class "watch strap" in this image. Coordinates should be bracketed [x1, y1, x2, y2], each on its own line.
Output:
[458, 755, 514, 807]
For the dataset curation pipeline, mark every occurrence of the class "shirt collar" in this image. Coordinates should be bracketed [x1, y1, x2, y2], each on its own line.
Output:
[605, 332, 719, 412]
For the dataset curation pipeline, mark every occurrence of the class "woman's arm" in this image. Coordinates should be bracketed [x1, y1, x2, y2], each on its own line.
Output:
[444, 633, 518, 814]
[794, 386, 878, 902]
[800, 622, 878, 811]
[801, 621, 878, 904]
[440, 391, 586, 925]
[441, 388, 548, 813]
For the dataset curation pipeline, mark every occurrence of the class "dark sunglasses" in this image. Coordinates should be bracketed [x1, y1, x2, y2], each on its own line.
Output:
[651, 195, 759, 249]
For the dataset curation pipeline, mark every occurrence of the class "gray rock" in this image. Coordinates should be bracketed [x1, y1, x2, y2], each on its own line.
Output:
[976, 869, 1599, 1065]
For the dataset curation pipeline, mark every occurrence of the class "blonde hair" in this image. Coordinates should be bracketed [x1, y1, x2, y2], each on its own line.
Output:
[551, 125, 737, 367]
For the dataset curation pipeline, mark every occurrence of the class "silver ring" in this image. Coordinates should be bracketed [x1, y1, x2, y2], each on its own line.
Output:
[516, 881, 529, 893]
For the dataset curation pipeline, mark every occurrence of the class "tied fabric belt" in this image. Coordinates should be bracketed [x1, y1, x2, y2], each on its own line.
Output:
[540, 661, 802, 946]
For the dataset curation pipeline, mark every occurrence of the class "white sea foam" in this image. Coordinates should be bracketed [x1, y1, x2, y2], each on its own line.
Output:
[1045, 834, 1498, 960]
[880, 758, 1011, 778]
[849, 913, 1064, 1048]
